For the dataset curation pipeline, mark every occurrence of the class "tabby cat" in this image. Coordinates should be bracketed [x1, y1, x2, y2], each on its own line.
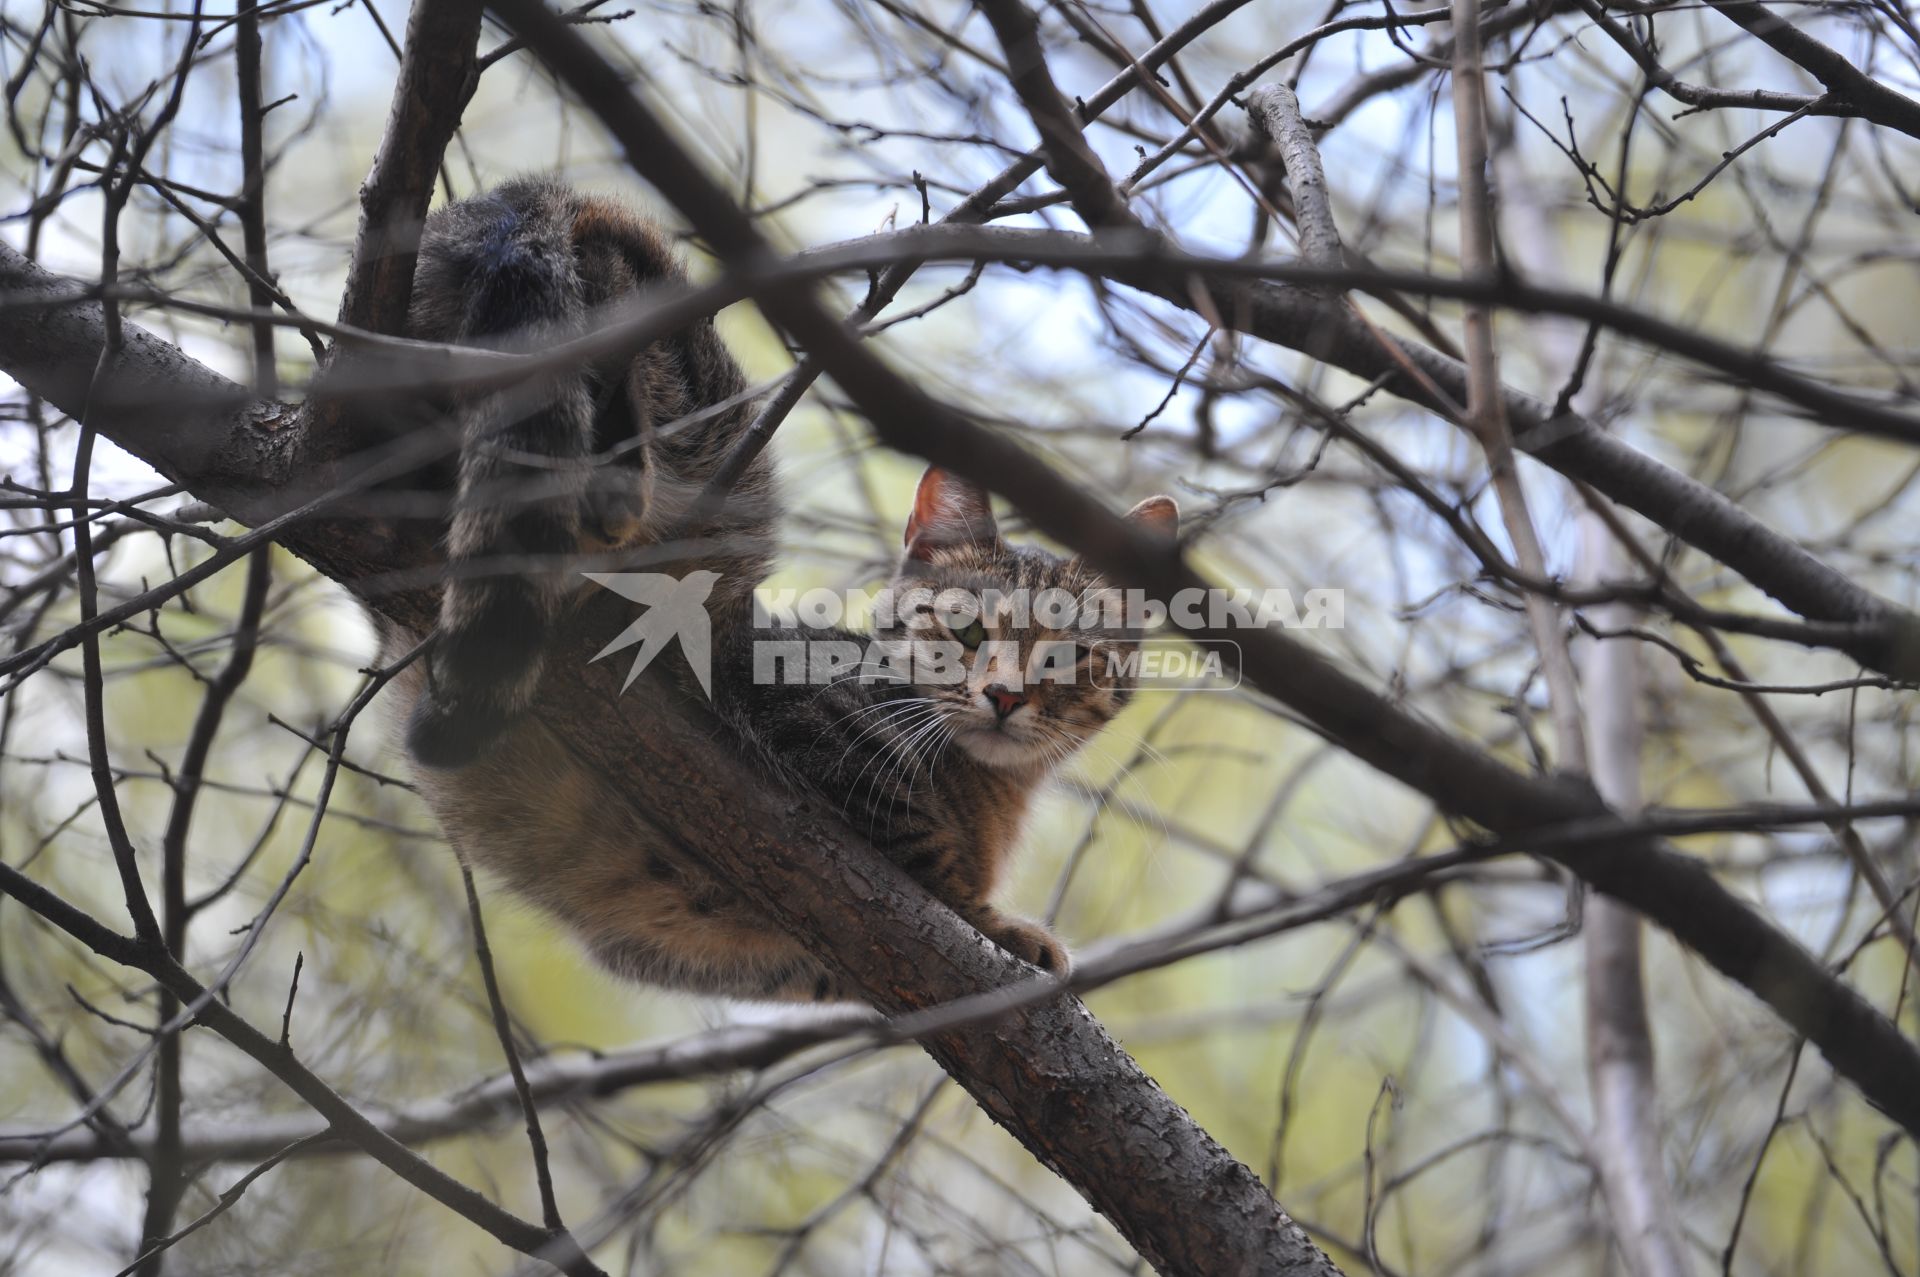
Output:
[378, 178, 1176, 1001]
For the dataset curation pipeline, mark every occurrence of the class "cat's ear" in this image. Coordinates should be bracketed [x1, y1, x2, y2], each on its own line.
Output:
[904, 466, 998, 557]
[1124, 495, 1179, 540]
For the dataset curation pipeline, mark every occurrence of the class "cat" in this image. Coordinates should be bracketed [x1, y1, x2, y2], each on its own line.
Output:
[376, 177, 1177, 1001]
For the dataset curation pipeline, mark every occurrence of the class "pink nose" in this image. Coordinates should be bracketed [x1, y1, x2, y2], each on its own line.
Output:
[985, 685, 1026, 718]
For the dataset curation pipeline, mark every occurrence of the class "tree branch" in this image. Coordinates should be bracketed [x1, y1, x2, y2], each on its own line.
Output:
[1576, 516, 1692, 1277]
[8, 175, 1920, 1157]
[0, 860, 607, 1277]
[24, 219, 1912, 676]
[1700, 0, 1920, 139]
[332, 0, 481, 336]
[974, 0, 1141, 232]
[0, 1013, 878, 1165]
[7, 10, 1920, 1261]
[1244, 85, 1343, 274]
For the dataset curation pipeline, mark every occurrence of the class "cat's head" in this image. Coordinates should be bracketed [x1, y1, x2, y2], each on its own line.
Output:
[877, 466, 1178, 772]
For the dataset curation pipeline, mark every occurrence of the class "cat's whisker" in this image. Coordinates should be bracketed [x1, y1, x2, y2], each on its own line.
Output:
[903, 719, 968, 840]
[865, 724, 935, 839]
[843, 701, 950, 818]
[876, 704, 963, 835]
[823, 698, 944, 769]
[843, 719, 943, 810]
[1098, 719, 1175, 773]
[817, 696, 931, 736]
[922, 713, 965, 784]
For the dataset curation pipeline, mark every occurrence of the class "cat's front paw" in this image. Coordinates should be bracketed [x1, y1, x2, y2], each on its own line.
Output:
[979, 914, 1072, 978]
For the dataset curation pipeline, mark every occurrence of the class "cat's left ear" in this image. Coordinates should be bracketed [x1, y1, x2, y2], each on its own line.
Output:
[1124, 495, 1180, 540]
[904, 466, 999, 558]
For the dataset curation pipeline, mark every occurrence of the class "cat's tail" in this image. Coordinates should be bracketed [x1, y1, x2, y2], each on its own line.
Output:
[406, 182, 596, 767]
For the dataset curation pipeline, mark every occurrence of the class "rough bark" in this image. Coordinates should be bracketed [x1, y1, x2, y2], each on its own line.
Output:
[1245, 85, 1343, 276]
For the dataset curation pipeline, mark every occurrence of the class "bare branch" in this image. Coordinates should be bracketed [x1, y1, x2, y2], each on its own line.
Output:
[1577, 516, 1691, 1277]
[1244, 85, 1342, 272]
[332, 0, 481, 336]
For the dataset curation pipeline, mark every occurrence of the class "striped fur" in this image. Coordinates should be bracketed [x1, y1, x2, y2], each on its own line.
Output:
[399, 177, 776, 765]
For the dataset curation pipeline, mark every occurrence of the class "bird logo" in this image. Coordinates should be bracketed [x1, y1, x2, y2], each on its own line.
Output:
[584, 570, 720, 697]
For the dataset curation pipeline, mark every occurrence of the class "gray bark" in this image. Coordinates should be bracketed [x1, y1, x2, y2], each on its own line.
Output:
[1579, 518, 1696, 1277]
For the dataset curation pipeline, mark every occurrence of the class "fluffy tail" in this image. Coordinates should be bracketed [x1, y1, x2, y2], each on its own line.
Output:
[406, 182, 595, 767]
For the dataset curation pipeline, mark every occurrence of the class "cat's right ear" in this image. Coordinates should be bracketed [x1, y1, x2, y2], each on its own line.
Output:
[904, 466, 998, 558]
[1124, 495, 1179, 540]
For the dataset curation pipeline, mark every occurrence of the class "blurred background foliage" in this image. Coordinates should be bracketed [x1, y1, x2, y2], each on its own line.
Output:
[3, 0, 1918, 1272]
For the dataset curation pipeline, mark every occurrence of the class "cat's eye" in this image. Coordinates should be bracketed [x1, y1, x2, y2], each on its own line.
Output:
[952, 617, 987, 647]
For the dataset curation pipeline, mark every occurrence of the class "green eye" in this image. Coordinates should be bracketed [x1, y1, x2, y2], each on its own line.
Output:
[952, 618, 987, 647]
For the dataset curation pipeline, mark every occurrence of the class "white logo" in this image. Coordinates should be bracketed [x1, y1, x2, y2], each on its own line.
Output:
[585, 570, 719, 697]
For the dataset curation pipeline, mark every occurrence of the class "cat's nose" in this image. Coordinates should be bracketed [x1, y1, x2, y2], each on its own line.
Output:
[984, 684, 1026, 719]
